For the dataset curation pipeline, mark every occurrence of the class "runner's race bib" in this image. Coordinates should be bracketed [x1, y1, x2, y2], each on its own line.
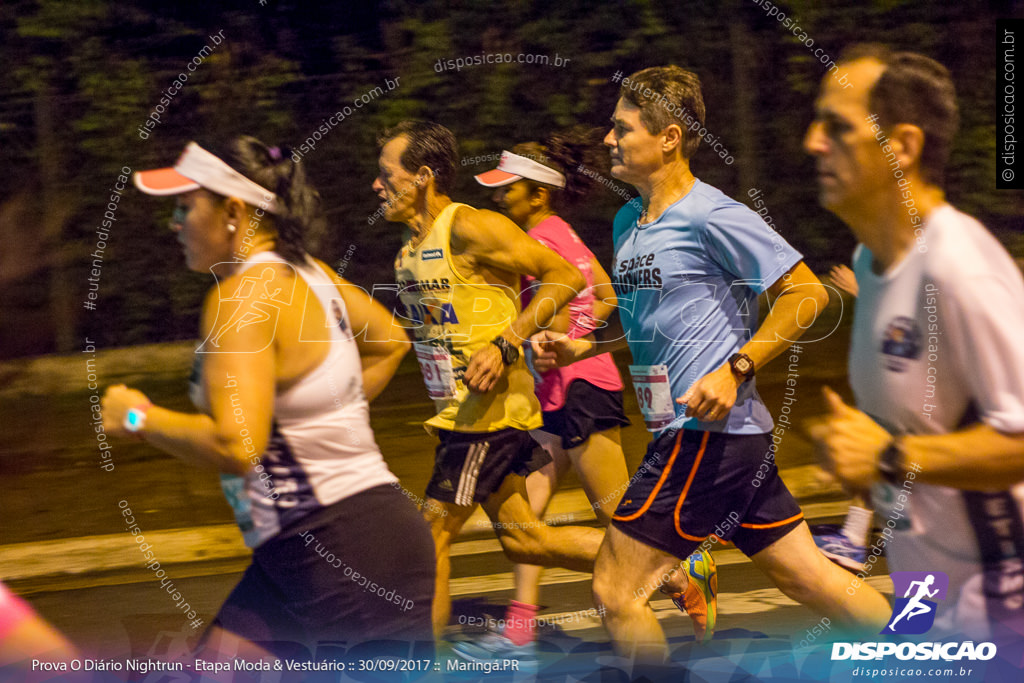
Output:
[415, 342, 457, 400]
[219, 473, 260, 547]
[629, 364, 676, 431]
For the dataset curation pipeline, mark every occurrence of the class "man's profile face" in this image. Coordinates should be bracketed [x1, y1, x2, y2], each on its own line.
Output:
[804, 58, 891, 219]
[372, 135, 421, 224]
[604, 98, 667, 186]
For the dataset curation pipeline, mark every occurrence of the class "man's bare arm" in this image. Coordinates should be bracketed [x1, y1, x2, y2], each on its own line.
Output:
[453, 207, 584, 392]
[680, 261, 829, 419]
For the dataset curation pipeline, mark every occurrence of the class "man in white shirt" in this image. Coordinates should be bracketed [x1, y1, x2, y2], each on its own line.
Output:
[807, 44, 1024, 649]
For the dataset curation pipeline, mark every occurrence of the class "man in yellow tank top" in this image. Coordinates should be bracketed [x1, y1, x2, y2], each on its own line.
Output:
[374, 121, 605, 640]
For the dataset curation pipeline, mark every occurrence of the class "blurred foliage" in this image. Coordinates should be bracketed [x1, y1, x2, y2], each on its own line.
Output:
[0, 0, 1020, 357]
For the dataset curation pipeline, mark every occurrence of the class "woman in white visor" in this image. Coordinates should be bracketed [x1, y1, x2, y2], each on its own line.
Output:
[101, 137, 435, 659]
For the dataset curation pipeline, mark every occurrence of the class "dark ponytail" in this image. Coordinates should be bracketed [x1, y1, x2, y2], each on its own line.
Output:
[203, 136, 324, 265]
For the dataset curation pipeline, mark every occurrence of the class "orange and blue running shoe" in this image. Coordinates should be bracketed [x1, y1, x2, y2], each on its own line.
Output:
[663, 550, 717, 643]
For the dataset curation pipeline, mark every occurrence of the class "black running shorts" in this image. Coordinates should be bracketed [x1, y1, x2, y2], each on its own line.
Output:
[537, 380, 632, 450]
[612, 428, 804, 559]
[426, 427, 549, 506]
[210, 484, 435, 659]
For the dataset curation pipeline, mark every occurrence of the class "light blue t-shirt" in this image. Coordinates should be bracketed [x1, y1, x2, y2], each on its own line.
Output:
[612, 179, 802, 435]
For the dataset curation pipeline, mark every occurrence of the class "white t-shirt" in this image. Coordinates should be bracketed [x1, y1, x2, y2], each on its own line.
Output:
[849, 204, 1024, 640]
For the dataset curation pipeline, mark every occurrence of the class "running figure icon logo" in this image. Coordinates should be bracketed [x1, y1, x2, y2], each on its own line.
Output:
[881, 571, 949, 635]
[200, 264, 295, 353]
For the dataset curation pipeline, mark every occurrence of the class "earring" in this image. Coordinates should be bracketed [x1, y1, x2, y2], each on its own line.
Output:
[227, 224, 237, 233]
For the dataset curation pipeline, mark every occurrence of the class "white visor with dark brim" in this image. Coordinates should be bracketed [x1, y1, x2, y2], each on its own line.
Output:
[474, 151, 566, 188]
[133, 142, 282, 214]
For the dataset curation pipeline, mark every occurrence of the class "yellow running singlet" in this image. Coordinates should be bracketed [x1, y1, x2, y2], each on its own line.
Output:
[394, 203, 542, 433]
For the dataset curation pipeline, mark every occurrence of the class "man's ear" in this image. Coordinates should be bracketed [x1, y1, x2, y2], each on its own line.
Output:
[415, 166, 434, 187]
[662, 123, 685, 155]
[888, 123, 925, 175]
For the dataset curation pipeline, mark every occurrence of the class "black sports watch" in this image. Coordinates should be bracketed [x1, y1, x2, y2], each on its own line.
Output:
[490, 336, 520, 366]
[728, 352, 755, 381]
[877, 438, 906, 485]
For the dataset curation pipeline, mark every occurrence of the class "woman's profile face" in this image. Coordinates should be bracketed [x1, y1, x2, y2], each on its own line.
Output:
[170, 189, 234, 272]
[492, 180, 535, 229]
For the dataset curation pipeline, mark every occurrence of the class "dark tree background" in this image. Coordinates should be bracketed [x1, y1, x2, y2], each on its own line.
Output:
[1, 0, 1021, 357]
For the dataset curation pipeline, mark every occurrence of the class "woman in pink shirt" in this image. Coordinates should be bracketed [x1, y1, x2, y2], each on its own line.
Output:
[460, 130, 632, 660]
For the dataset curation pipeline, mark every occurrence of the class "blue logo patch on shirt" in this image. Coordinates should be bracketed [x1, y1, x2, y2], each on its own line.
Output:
[422, 249, 444, 261]
[881, 316, 922, 372]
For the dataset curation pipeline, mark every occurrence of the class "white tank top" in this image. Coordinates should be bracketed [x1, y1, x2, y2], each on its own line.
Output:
[190, 252, 397, 547]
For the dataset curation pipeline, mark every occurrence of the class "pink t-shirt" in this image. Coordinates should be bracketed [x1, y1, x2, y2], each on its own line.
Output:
[521, 216, 623, 411]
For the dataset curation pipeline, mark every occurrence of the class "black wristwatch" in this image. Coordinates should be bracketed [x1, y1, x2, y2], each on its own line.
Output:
[877, 438, 906, 485]
[490, 336, 520, 366]
[728, 352, 755, 381]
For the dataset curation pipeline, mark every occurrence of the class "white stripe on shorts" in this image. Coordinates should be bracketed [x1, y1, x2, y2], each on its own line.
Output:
[455, 441, 490, 506]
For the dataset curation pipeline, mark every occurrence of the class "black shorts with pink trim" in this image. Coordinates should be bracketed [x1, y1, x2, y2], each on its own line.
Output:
[611, 428, 804, 559]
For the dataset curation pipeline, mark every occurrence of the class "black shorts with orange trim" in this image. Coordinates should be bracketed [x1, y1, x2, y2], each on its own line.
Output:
[611, 428, 804, 559]
[426, 428, 549, 506]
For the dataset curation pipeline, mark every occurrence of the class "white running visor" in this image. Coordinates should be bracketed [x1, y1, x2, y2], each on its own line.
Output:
[474, 151, 566, 188]
[134, 142, 282, 214]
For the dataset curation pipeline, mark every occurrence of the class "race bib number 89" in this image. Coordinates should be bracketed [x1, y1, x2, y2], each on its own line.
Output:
[629, 364, 676, 431]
